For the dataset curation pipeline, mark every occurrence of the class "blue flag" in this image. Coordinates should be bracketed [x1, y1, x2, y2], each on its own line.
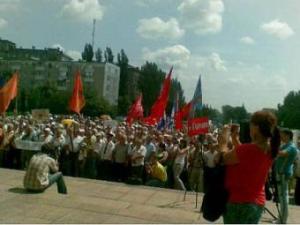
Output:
[190, 75, 202, 118]
[0, 77, 5, 88]
[157, 111, 166, 131]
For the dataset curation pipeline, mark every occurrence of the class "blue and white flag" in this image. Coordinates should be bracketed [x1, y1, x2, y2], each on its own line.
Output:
[190, 75, 202, 118]
[157, 111, 167, 131]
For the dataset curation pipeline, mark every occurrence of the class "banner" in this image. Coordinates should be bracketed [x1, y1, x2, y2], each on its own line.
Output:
[32, 109, 49, 121]
[188, 117, 209, 136]
[14, 139, 43, 151]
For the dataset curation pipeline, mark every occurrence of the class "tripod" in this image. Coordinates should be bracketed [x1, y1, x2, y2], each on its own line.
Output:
[264, 173, 282, 223]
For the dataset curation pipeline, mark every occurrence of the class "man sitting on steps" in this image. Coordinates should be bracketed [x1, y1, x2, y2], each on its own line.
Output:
[23, 143, 67, 194]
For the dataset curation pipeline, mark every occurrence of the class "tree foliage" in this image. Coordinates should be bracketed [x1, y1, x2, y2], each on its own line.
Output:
[0, 70, 14, 88]
[8, 82, 114, 117]
[222, 104, 250, 124]
[117, 49, 131, 115]
[138, 62, 166, 115]
[104, 47, 114, 63]
[195, 104, 223, 125]
[95, 48, 103, 63]
[277, 90, 300, 129]
[82, 89, 116, 117]
[82, 43, 94, 62]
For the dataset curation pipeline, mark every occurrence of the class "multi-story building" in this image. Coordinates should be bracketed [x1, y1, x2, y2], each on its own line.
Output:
[0, 39, 120, 106]
[0, 38, 72, 61]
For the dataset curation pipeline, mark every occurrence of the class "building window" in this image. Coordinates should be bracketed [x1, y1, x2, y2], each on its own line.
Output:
[57, 79, 67, 90]
[84, 66, 94, 82]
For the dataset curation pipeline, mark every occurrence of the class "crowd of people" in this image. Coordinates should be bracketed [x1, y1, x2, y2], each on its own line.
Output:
[1, 111, 300, 223]
[0, 114, 222, 192]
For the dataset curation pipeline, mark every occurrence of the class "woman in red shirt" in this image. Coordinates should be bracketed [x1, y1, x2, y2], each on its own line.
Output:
[221, 111, 280, 224]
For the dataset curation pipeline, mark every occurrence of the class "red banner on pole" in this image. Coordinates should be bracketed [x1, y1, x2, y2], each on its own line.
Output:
[188, 117, 209, 136]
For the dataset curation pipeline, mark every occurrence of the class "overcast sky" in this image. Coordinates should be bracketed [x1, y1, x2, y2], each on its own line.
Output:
[1, 0, 300, 112]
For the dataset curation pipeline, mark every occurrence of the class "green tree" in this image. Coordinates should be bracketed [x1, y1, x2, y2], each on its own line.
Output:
[0, 70, 13, 88]
[82, 89, 114, 117]
[95, 48, 103, 63]
[222, 104, 249, 124]
[117, 49, 130, 115]
[104, 47, 114, 63]
[196, 104, 223, 125]
[82, 43, 94, 62]
[138, 62, 165, 115]
[277, 90, 300, 129]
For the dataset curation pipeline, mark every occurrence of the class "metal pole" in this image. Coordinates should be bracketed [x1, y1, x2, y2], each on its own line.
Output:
[196, 183, 198, 208]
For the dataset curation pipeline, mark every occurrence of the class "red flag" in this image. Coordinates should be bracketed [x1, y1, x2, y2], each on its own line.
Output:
[126, 94, 144, 125]
[175, 102, 192, 130]
[0, 72, 18, 114]
[143, 67, 172, 125]
[69, 70, 85, 114]
[188, 117, 209, 136]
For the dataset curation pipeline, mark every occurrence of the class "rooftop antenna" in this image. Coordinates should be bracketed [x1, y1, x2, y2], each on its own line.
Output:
[92, 19, 96, 49]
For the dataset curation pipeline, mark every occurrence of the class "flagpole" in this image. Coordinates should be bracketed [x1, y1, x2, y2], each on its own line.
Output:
[15, 71, 19, 116]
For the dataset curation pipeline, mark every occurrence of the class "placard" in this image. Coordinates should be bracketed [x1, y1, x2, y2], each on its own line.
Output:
[188, 117, 209, 136]
[32, 109, 49, 121]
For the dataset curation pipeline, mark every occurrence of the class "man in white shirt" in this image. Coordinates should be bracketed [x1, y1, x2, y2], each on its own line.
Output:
[95, 132, 105, 179]
[130, 138, 146, 182]
[66, 128, 84, 177]
[99, 132, 115, 180]
[112, 134, 129, 182]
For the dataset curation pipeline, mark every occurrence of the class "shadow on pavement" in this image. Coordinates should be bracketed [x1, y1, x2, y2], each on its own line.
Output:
[8, 187, 42, 194]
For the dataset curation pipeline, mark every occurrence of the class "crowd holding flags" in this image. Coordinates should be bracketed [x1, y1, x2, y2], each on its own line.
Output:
[1, 68, 209, 137]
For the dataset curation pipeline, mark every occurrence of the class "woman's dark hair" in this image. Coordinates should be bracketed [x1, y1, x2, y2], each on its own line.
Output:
[250, 111, 280, 159]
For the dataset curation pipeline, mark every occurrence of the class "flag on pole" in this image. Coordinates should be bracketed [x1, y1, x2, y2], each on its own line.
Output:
[0, 72, 18, 114]
[171, 92, 179, 118]
[187, 75, 208, 136]
[126, 94, 144, 126]
[143, 67, 173, 125]
[69, 70, 85, 114]
[157, 111, 167, 130]
[189, 75, 202, 118]
[175, 101, 192, 130]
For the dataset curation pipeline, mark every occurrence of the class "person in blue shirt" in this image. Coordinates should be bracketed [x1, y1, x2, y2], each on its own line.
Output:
[275, 128, 298, 224]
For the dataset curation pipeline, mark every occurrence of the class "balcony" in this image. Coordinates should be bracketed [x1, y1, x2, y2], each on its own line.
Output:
[35, 75, 45, 80]
[84, 77, 94, 82]
[57, 86, 67, 91]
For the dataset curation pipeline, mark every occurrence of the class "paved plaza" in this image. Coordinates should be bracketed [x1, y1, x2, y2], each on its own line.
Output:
[0, 168, 299, 224]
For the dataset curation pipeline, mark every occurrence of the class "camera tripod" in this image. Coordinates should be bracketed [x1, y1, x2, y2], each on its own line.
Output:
[264, 174, 282, 223]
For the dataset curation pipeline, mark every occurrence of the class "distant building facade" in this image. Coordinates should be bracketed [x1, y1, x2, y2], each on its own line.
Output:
[0, 39, 120, 106]
[0, 38, 72, 61]
[127, 65, 141, 100]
